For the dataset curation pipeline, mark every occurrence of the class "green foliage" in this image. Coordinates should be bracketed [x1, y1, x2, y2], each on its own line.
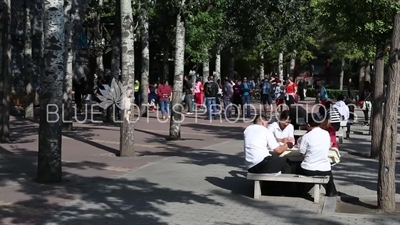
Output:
[306, 88, 348, 99]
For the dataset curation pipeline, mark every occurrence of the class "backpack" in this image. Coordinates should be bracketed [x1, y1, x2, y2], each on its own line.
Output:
[262, 82, 270, 94]
[205, 82, 218, 97]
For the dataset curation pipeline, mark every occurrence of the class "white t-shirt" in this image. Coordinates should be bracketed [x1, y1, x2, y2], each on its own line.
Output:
[299, 127, 331, 171]
[244, 124, 280, 169]
[268, 122, 294, 142]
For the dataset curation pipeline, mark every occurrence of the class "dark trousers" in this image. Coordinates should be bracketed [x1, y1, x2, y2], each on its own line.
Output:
[298, 167, 337, 195]
[248, 156, 291, 174]
[331, 122, 340, 131]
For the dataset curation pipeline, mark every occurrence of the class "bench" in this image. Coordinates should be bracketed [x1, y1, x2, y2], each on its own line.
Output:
[247, 173, 329, 203]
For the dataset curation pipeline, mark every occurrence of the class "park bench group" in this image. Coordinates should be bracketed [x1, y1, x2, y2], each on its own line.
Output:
[246, 119, 345, 203]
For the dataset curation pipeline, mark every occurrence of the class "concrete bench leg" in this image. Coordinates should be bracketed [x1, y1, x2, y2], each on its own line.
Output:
[313, 184, 320, 203]
[254, 181, 261, 199]
[339, 136, 343, 144]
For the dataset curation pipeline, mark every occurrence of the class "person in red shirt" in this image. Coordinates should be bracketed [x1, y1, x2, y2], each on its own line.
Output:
[285, 77, 297, 107]
[320, 116, 339, 149]
[156, 79, 172, 119]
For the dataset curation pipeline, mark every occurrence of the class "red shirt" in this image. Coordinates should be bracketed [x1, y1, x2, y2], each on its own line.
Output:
[156, 84, 172, 100]
[327, 126, 339, 149]
[286, 83, 296, 94]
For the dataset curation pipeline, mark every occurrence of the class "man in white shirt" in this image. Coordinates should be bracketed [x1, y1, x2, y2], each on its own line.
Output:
[268, 110, 295, 144]
[298, 113, 338, 197]
[244, 115, 291, 174]
[333, 94, 351, 138]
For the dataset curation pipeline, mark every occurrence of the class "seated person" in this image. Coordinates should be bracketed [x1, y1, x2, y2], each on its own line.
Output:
[319, 114, 339, 150]
[244, 115, 291, 174]
[289, 105, 307, 130]
[344, 98, 355, 139]
[323, 101, 341, 131]
[268, 110, 295, 145]
[298, 113, 338, 197]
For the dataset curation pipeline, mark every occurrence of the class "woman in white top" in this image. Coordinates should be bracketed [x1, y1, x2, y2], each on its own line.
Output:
[298, 113, 338, 197]
[268, 110, 295, 145]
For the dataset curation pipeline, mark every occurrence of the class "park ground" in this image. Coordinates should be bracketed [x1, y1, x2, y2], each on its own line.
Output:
[1, 99, 400, 225]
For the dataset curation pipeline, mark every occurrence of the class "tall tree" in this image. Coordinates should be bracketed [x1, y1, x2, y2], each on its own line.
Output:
[169, 0, 186, 140]
[0, 0, 12, 143]
[24, 0, 34, 119]
[378, 11, 400, 213]
[119, 0, 136, 157]
[111, 0, 121, 80]
[63, 0, 74, 130]
[140, 0, 150, 116]
[37, 0, 65, 183]
[95, 0, 104, 78]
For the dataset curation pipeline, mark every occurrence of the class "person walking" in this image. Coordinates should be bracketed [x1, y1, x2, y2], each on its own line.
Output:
[223, 77, 233, 118]
[347, 78, 355, 100]
[204, 75, 219, 120]
[241, 77, 252, 118]
[183, 75, 194, 114]
[156, 79, 172, 119]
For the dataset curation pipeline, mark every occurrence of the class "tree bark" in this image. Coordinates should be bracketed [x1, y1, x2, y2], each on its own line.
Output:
[119, 0, 135, 157]
[370, 43, 385, 158]
[111, 0, 121, 81]
[72, 0, 88, 81]
[24, 0, 34, 119]
[140, 3, 149, 116]
[290, 52, 296, 77]
[378, 13, 400, 212]
[278, 51, 284, 80]
[95, 0, 104, 78]
[162, 45, 169, 83]
[169, 7, 185, 140]
[62, 0, 74, 131]
[259, 52, 264, 81]
[228, 47, 234, 79]
[0, 0, 12, 143]
[215, 49, 221, 81]
[37, 0, 65, 183]
[339, 59, 345, 90]
[358, 62, 366, 96]
[203, 59, 209, 83]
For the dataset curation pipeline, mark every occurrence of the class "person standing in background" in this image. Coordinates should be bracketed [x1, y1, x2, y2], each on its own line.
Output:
[223, 77, 233, 118]
[241, 77, 252, 118]
[183, 75, 194, 114]
[194, 78, 204, 110]
[156, 79, 172, 119]
[347, 78, 354, 100]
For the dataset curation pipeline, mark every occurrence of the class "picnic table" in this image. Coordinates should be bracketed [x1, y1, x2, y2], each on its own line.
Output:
[270, 148, 341, 163]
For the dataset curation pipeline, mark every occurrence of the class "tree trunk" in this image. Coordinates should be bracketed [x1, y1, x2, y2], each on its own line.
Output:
[62, 0, 74, 131]
[370, 43, 385, 158]
[37, 0, 65, 183]
[0, 0, 11, 143]
[378, 13, 400, 212]
[24, 0, 34, 119]
[290, 52, 296, 77]
[278, 51, 284, 80]
[358, 62, 366, 96]
[339, 59, 345, 90]
[140, 4, 149, 116]
[110, 0, 121, 81]
[119, 0, 135, 157]
[95, 0, 104, 78]
[162, 45, 169, 83]
[365, 63, 371, 82]
[215, 49, 221, 81]
[31, 0, 44, 106]
[228, 47, 234, 79]
[72, 0, 88, 81]
[259, 52, 264, 81]
[168, 9, 185, 140]
[203, 59, 209, 83]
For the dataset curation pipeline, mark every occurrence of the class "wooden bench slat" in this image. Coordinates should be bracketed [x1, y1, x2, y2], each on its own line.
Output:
[247, 173, 329, 184]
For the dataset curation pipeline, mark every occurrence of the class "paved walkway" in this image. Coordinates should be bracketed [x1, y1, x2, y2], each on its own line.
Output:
[1, 99, 399, 225]
[42, 135, 400, 225]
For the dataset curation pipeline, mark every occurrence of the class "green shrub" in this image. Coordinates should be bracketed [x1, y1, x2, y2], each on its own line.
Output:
[306, 88, 347, 99]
